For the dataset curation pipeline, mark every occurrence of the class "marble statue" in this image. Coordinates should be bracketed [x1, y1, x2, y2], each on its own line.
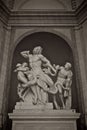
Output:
[14, 62, 34, 103]
[20, 46, 57, 104]
[14, 46, 73, 110]
[53, 62, 73, 109]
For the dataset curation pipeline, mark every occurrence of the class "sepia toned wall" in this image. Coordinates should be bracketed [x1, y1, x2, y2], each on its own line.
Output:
[0, 0, 87, 130]
[13, 0, 72, 10]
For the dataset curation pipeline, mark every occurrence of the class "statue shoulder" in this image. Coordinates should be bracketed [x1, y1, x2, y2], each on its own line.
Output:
[60, 66, 64, 70]
[39, 54, 44, 58]
[39, 54, 46, 60]
[67, 70, 73, 77]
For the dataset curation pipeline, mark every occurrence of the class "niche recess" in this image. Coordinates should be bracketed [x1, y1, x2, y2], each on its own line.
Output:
[8, 32, 78, 112]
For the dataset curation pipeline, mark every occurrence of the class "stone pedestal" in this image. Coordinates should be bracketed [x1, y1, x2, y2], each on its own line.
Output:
[9, 109, 80, 130]
[15, 102, 53, 110]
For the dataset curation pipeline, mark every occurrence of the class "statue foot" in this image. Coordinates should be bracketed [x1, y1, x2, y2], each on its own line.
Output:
[37, 100, 46, 105]
[60, 105, 66, 109]
[33, 98, 38, 105]
[62, 105, 66, 109]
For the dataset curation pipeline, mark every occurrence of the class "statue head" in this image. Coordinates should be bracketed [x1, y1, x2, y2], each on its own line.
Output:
[33, 46, 42, 54]
[16, 63, 21, 67]
[65, 62, 72, 70]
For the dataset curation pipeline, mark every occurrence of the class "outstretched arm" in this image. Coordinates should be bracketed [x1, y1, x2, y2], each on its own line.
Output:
[43, 67, 57, 76]
[20, 51, 30, 58]
[40, 54, 57, 73]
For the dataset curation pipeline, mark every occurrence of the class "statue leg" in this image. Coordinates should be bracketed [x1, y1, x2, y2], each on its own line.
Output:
[36, 85, 42, 104]
[53, 95, 60, 109]
[65, 89, 71, 109]
[36, 80, 49, 104]
[31, 86, 38, 104]
[58, 85, 65, 109]
[40, 82, 48, 104]
[44, 74, 54, 87]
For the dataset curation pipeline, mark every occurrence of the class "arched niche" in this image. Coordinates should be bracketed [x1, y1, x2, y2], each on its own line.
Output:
[13, 0, 71, 10]
[8, 31, 78, 113]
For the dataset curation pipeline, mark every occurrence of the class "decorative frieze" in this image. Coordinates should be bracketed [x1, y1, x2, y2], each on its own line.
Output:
[0, 0, 87, 27]
[71, 0, 77, 10]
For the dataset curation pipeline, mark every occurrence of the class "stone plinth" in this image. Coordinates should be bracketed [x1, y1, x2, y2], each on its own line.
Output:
[15, 102, 53, 110]
[9, 109, 80, 130]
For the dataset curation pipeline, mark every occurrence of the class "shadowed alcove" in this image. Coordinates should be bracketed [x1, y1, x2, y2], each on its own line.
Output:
[7, 31, 80, 130]
[8, 31, 78, 113]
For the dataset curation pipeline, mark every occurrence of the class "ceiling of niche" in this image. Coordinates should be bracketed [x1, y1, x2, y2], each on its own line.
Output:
[13, 0, 72, 10]
[1, 0, 85, 10]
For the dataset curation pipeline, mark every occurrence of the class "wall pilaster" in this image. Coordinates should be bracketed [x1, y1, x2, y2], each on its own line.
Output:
[0, 26, 11, 128]
[75, 26, 87, 111]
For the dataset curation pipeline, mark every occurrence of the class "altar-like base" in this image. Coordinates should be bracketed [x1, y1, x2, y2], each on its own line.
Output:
[15, 102, 53, 110]
[9, 105, 80, 130]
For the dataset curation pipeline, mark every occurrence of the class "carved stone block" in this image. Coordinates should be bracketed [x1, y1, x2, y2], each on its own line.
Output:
[9, 110, 80, 130]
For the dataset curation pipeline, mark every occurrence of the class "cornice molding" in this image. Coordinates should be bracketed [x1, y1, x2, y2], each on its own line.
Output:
[8, 10, 77, 27]
[0, 0, 87, 27]
[10, 9, 75, 16]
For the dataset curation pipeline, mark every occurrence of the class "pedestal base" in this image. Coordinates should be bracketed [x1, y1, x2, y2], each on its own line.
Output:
[9, 110, 80, 130]
[15, 102, 53, 110]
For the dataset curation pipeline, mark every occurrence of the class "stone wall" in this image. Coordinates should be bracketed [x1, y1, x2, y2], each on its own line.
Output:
[81, 20, 87, 127]
[0, 22, 11, 128]
[0, 0, 87, 130]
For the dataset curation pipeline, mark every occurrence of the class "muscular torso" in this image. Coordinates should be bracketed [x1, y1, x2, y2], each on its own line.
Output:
[58, 67, 68, 79]
[28, 54, 54, 86]
[29, 54, 43, 74]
